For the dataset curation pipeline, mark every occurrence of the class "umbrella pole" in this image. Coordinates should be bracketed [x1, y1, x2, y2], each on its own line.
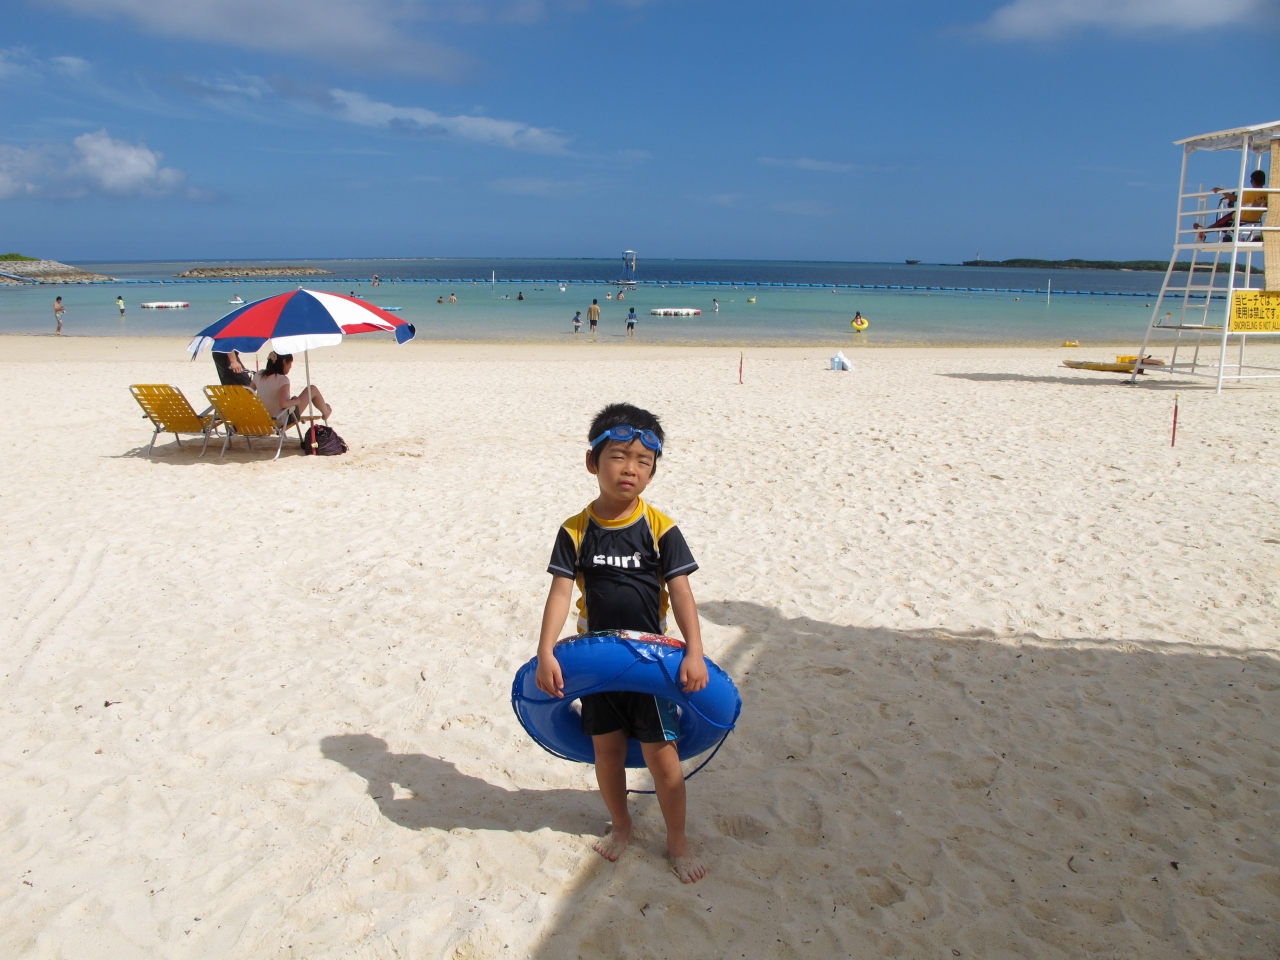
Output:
[304, 349, 318, 454]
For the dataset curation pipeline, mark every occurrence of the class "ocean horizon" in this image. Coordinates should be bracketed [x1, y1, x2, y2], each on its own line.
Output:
[1, 257, 1209, 346]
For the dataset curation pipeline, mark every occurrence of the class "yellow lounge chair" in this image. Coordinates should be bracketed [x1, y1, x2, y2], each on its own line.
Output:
[130, 384, 218, 455]
[203, 385, 317, 460]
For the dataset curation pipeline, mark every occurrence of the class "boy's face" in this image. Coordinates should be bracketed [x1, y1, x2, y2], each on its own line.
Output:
[586, 439, 656, 502]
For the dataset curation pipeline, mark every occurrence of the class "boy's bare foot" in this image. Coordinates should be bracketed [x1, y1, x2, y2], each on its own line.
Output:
[670, 854, 707, 884]
[593, 825, 631, 862]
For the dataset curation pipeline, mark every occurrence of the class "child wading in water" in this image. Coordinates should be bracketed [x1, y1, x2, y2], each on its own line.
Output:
[536, 403, 709, 883]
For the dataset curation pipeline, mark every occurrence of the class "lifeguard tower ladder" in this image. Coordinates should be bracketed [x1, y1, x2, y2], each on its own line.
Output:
[1129, 121, 1279, 392]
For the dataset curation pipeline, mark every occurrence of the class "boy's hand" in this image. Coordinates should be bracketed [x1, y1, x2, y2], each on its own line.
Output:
[535, 653, 565, 698]
[678, 654, 709, 693]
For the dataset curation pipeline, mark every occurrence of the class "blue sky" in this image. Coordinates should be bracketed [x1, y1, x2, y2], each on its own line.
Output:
[1, 0, 1275, 262]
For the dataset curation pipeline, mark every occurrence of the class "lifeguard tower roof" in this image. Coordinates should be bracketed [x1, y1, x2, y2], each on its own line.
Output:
[1175, 120, 1280, 152]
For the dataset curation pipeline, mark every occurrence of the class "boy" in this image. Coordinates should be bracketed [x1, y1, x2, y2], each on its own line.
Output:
[573, 310, 583, 334]
[626, 307, 637, 337]
[535, 403, 709, 883]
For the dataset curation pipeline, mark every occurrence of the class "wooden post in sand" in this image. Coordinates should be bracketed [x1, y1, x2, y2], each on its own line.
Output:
[739, 352, 743, 385]
[1171, 393, 1179, 447]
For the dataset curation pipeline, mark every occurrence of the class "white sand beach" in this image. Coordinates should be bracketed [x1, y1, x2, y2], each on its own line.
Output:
[1, 336, 1277, 958]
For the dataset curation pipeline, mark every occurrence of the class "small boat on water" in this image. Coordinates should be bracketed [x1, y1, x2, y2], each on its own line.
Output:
[905, 259, 921, 265]
[228, 296, 244, 304]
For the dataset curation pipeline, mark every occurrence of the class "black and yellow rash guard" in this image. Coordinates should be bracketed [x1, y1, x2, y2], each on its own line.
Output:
[548, 498, 698, 634]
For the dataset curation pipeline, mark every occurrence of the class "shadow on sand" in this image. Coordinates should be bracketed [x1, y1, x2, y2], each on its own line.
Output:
[320, 733, 600, 835]
[512, 601, 1279, 960]
[116, 435, 306, 462]
[936, 371, 1196, 389]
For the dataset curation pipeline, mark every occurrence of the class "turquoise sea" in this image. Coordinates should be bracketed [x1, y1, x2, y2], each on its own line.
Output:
[0, 258, 1190, 346]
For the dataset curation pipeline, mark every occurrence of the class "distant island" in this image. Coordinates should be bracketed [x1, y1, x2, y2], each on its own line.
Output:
[175, 266, 333, 278]
[964, 258, 1257, 273]
[0, 256, 116, 283]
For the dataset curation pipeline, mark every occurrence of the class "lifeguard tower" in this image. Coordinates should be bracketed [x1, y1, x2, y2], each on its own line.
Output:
[611, 250, 638, 288]
[1129, 121, 1279, 391]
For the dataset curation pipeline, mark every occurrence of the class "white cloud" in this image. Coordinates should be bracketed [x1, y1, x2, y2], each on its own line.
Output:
[704, 193, 739, 207]
[42, 0, 469, 77]
[982, 0, 1260, 38]
[51, 55, 91, 77]
[489, 176, 585, 197]
[328, 89, 570, 154]
[0, 47, 36, 78]
[760, 157, 855, 173]
[0, 144, 50, 199]
[69, 130, 186, 195]
[771, 201, 831, 218]
[0, 130, 197, 199]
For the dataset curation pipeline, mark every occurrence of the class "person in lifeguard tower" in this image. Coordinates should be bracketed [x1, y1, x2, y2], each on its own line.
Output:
[1196, 170, 1267, 242]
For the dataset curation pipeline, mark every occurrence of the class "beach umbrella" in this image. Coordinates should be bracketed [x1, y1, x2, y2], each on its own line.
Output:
[187, 289, 415, 448]
[188, 288, 414, 355]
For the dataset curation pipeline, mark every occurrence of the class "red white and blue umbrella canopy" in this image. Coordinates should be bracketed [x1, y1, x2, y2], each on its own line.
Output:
[188, 289, 415, 357]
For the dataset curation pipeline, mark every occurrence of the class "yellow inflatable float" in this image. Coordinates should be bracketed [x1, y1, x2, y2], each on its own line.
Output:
[851, 312, 869, 331]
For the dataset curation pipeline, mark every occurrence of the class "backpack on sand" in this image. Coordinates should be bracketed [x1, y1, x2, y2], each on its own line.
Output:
[301, 423, 348, 456]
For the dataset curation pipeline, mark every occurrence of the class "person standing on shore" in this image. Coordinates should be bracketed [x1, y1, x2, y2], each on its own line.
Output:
[54, 296, 65, 335]
[116, 296, 125, 317]
[588, 299, 600, 334]
[626, 307, 637, 337]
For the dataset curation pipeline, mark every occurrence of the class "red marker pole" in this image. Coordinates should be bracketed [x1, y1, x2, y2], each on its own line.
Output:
[739, 351, 743, 385]
[1171, 393, 1179, 447]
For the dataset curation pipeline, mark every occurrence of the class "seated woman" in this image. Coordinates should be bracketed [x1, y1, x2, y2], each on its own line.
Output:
[254, 352, 332, 424]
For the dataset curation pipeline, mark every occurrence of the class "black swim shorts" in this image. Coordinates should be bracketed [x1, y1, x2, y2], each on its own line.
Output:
[580, 691, 680, 743]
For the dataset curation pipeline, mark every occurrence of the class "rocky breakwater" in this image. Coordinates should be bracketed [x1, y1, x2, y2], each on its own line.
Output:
[0, 259, 117, 284]
[175, 266, 333, 278]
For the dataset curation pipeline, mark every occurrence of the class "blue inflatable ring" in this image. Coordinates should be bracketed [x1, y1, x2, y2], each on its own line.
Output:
[511, 631, 742, 770]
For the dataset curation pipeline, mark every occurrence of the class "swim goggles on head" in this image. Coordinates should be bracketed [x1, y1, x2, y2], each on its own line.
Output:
[589, 424, 663, 453]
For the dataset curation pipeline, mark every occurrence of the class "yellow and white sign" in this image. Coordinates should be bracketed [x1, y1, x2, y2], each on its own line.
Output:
[1230, 291, 1280, 332]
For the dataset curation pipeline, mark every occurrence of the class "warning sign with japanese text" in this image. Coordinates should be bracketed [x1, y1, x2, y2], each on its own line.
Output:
[1230, 291, 1280, 332]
